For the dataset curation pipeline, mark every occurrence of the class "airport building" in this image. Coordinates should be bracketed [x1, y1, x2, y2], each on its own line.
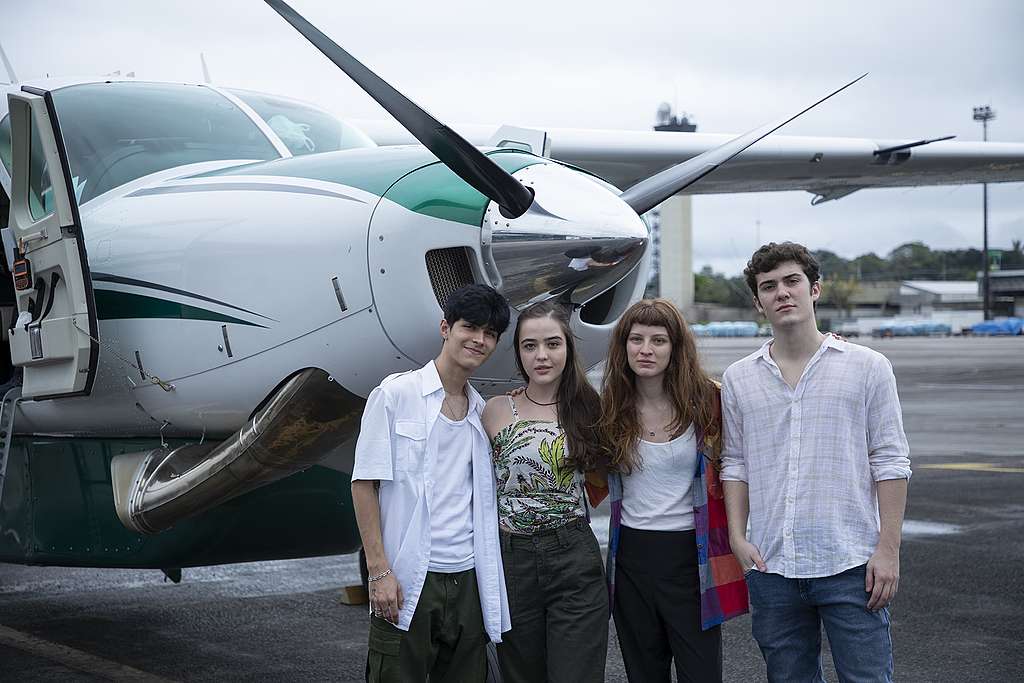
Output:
[987, 269, 1024, 316]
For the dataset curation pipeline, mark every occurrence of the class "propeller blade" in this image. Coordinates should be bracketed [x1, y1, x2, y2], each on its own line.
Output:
[264, 0, 534, 218]
[620, 73, 868, 215]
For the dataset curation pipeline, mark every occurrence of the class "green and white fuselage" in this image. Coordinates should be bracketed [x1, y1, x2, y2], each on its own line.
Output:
[0, 79, 648, 439]
[0, 77, 649, 568]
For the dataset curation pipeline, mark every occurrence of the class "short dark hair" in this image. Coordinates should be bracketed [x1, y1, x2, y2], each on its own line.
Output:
[743, 242, 821, 294]
[443, 284, 511, 337]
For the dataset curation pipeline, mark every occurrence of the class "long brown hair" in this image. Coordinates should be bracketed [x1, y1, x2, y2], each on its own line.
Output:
[598, 299, 719, 474]
[513, 301, 604, 472]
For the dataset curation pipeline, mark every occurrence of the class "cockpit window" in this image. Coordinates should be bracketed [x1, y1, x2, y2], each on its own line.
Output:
[230, 89, 376, 156]
[48, 82, 279, 204]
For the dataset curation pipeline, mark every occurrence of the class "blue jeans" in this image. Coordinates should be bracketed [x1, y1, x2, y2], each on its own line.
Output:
[745, 564, 893, 683]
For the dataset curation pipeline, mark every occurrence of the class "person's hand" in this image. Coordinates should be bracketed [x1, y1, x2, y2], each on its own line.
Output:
[865, 546, 899, 611]
[730, 536, 767, 573]
[369, 572, 403, 624]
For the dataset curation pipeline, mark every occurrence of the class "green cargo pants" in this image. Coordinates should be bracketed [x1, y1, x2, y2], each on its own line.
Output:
[366, 568, 488, 683]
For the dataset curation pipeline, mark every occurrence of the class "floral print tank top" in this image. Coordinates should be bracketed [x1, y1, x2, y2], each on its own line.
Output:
[491, 396, 585, 534]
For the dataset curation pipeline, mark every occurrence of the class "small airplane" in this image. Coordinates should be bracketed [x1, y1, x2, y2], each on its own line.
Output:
[0, 0, 1021, 577]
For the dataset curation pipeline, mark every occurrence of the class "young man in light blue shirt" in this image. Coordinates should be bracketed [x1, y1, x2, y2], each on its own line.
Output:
[722, 242, 911, 683]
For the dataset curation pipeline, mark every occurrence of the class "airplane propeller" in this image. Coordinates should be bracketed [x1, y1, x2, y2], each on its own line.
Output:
[619, 73, 868, 215]
[264, 1, 866, 312]
[264, 0, 535, 219]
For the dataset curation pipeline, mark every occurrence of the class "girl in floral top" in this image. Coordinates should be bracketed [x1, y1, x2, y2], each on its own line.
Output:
[482, 301, 608, 683]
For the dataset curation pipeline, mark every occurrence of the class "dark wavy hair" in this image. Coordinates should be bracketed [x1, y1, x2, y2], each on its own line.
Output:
[513, 301, 604, 472]
[598, 299, 719, 474]
[743, 241, 821, 294]
[443, 284, 511, 336]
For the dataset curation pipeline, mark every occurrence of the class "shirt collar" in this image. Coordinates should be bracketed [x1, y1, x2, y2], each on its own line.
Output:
[822, 332, 847, 352]
[421, 360, 485, 415]
[758, 332, 846, 366]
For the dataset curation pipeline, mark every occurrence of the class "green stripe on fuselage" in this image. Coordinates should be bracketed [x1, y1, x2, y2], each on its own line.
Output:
[383, 150, 546, 226]
[196, 147, 547, 227]
[94, 290, 264, 327]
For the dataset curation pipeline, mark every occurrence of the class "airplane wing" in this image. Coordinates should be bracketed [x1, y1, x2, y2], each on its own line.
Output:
[354, 119, 1024, 205]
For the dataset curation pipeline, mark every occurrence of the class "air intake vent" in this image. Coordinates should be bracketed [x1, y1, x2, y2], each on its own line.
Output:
[425, 248, 474, 307]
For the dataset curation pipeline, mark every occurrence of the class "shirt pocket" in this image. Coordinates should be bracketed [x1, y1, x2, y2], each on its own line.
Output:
[394, 420, 426, 472]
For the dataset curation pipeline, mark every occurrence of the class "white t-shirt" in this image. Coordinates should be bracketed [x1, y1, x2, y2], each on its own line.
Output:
[621, 426, 697, 531]
[427, 413, 475, 572]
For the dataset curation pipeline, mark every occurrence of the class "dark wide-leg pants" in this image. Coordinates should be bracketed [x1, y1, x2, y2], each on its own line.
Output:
[497, 518, 608, 683]
[613, 526, 722, 683]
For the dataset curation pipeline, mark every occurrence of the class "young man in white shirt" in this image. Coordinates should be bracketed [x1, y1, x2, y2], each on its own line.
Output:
[351, 284, 512, 682]
[721, 242, 911, 683]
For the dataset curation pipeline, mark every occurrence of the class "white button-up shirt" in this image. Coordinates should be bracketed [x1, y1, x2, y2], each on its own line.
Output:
[352, 361, 511, 641]
[721, 336, 911, 579]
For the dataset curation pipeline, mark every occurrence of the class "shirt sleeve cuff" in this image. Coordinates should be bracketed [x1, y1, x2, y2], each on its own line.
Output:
[720, 464, 748, 482]
[351, 465, 394, 482]
[871, 465, 912, 482]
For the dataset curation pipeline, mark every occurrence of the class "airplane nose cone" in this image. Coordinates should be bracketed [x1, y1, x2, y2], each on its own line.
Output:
[481, 163, 649, 310]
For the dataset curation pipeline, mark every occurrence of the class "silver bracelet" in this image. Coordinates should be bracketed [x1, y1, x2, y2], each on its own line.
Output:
[368, 568, 392, 583]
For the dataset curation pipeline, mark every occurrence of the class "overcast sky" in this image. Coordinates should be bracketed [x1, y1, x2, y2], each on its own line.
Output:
[2, 0, 1022, 275]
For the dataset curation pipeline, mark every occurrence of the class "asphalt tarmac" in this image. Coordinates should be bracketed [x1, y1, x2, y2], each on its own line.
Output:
[1, 336, 1022, 682]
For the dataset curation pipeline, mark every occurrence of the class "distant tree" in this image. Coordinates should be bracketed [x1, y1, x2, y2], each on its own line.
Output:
[813, 249, 853, 279]
[693, 265, 756, 308]
[888, 241, 939, 279]
[726, 276, 753, 308]
[820, 276, 861, 319]
[692, 238, 1021, 310]
[695, 265, 730, 304]
[851, 252, 890, 280]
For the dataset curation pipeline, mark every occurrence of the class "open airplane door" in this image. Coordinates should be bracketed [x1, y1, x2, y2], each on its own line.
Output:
[4, 89, 98, 399]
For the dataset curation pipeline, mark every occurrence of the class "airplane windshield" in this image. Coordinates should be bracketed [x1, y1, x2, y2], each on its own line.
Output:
[230, 89, 376, 156]
[48, 82, 280, 204]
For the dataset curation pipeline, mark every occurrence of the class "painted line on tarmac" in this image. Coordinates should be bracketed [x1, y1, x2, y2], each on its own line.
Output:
[915, 383, 1024, 392]
[920, 462, 1024, 474]
[903, 520, 960, 536]
[0, 624, 175, 682]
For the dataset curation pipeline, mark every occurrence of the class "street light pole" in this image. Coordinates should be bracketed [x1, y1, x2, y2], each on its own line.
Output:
[973, 105, 996, 320]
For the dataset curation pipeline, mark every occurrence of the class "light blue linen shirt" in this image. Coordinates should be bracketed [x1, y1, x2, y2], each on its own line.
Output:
[721, 336, 911, 579]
